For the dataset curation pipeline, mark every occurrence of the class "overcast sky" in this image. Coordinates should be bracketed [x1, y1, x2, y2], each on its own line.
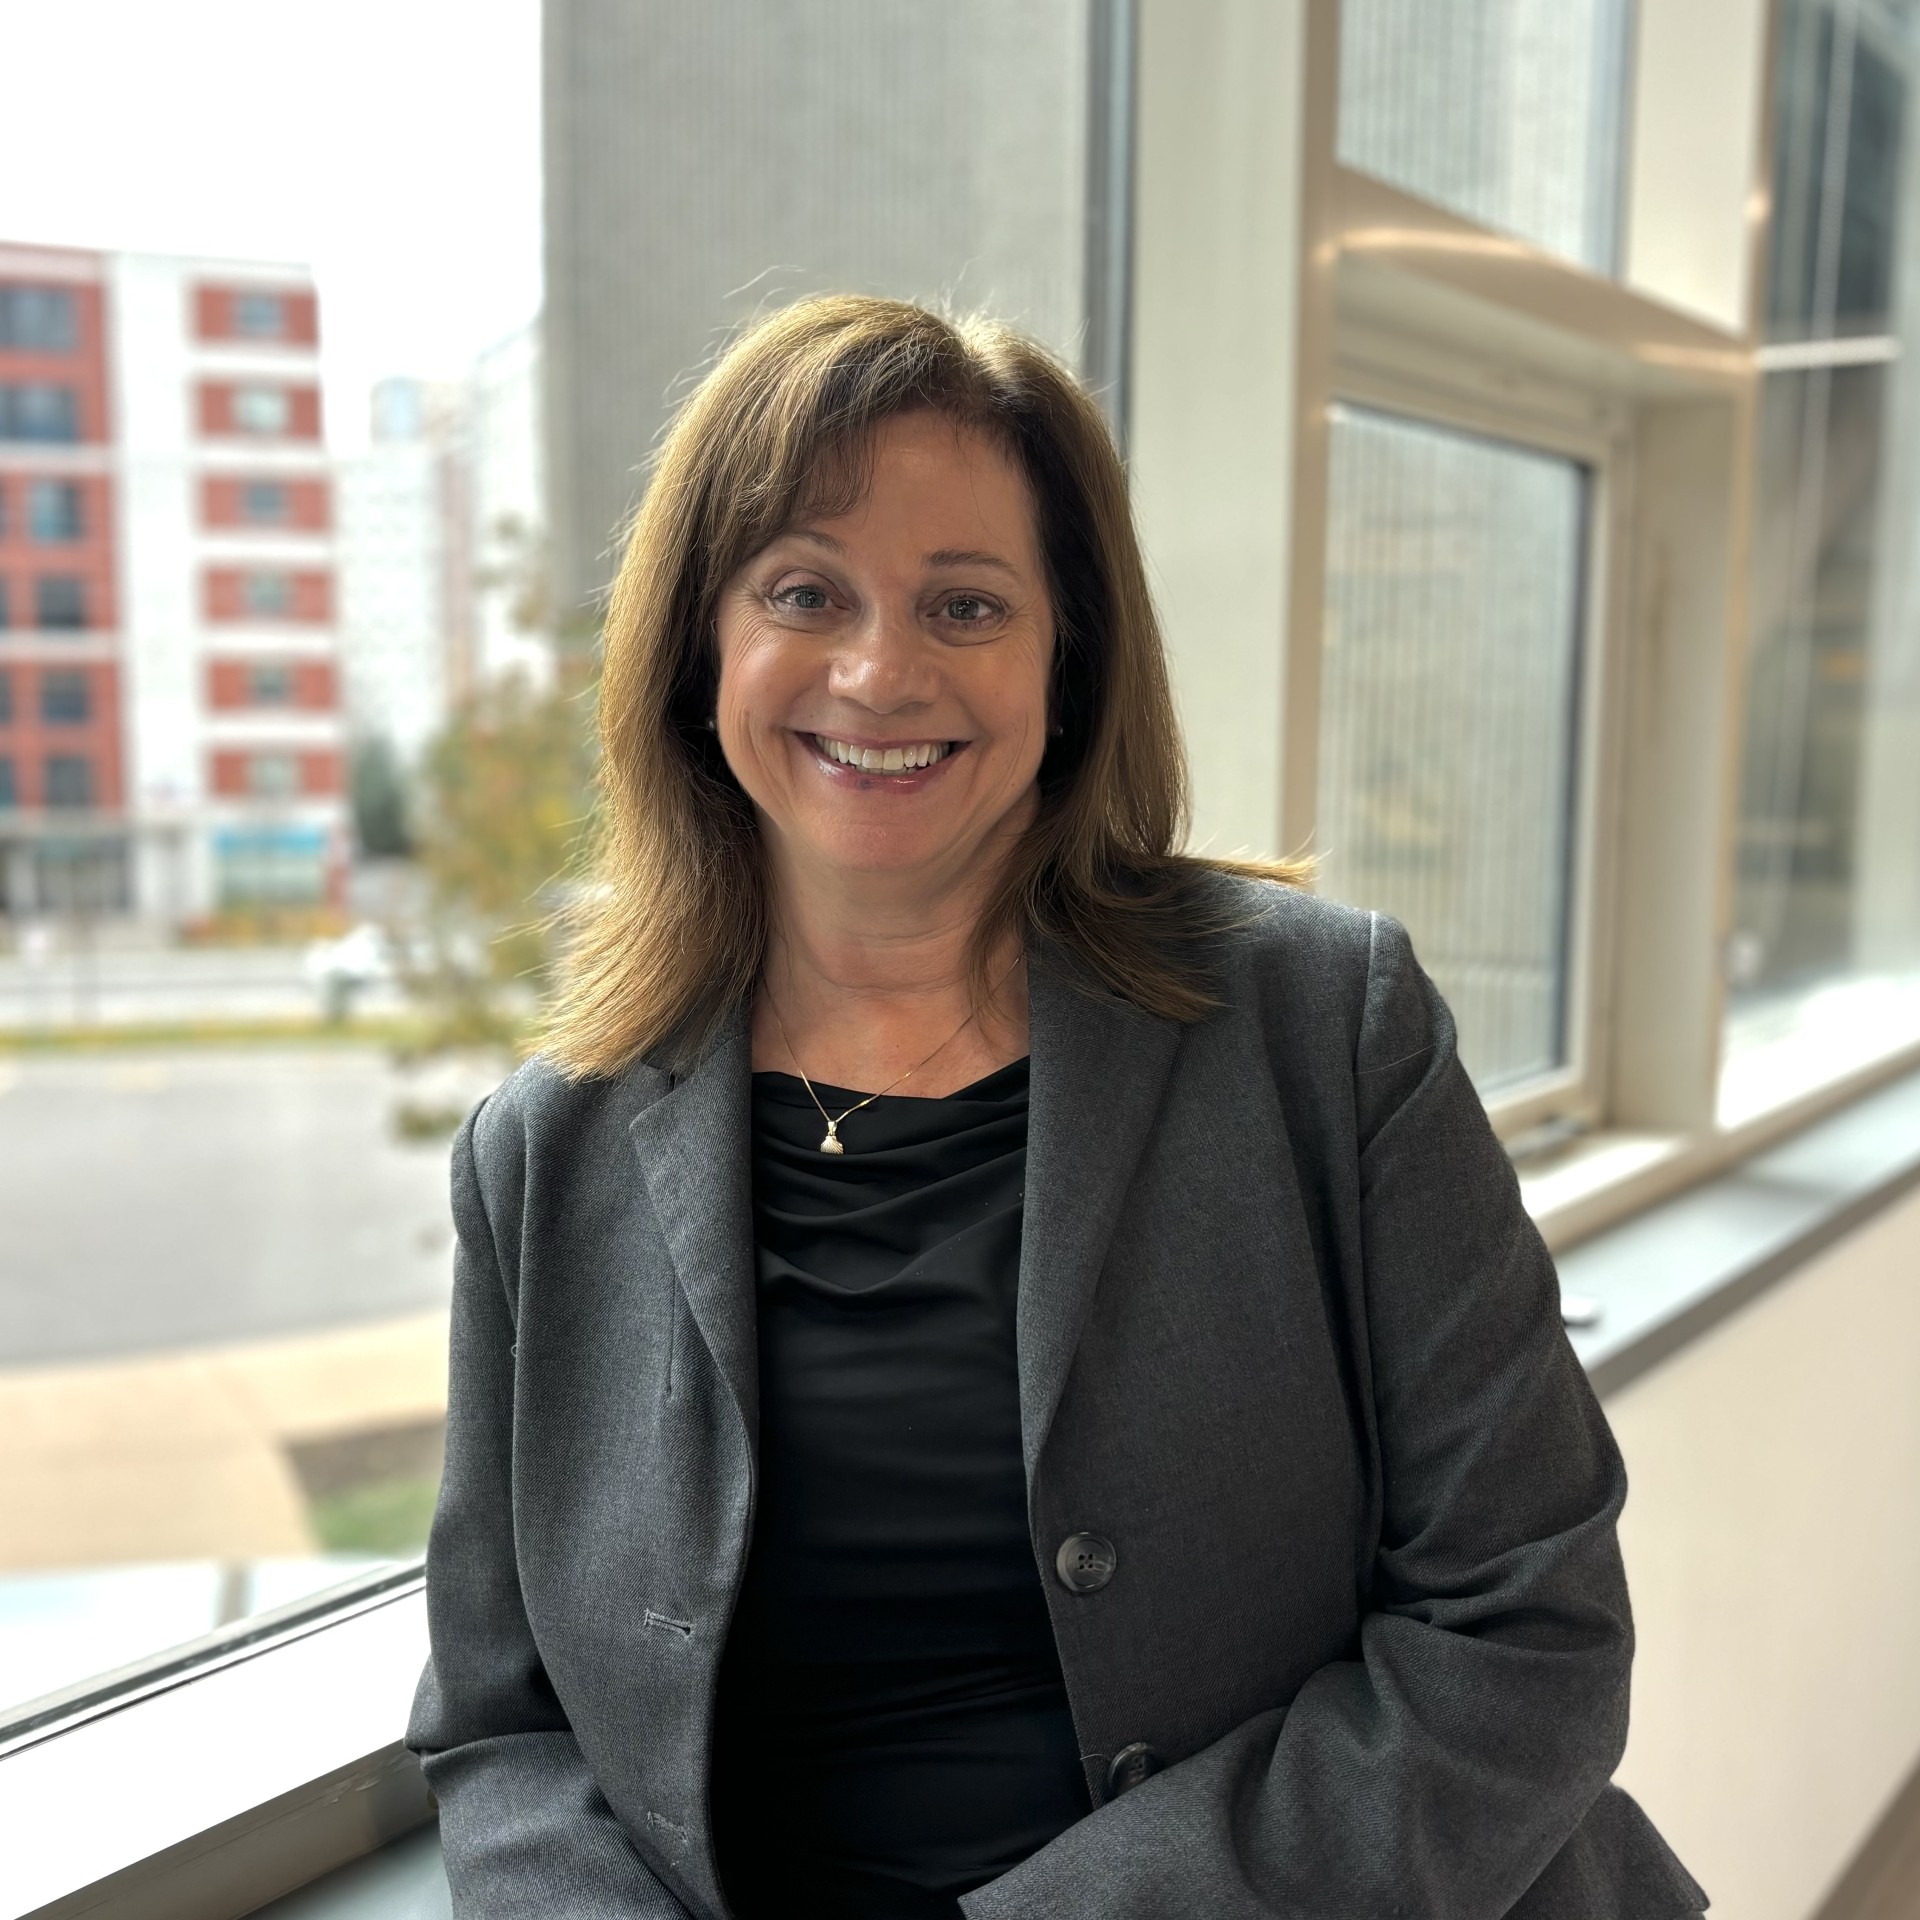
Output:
[0, 0, 543, 452]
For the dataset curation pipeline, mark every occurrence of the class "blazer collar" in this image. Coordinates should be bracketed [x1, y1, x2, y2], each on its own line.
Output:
[627, 1000, 759, 1448]
[1018, 953, 1181, 1480]
[624, 953, 1182, 1484]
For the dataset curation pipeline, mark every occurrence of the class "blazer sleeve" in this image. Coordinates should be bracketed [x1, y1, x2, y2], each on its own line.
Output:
[408, 1103, 693, 1917]
[964, 913, 1705, 1919]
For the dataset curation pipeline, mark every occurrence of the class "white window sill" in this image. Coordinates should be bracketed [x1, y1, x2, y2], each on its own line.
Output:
[2, 1578, 429, 1920]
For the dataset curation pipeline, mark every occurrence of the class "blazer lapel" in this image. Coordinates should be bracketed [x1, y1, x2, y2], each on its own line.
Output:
[628, 1001, 759, 1448]
[1019, 955, 1181, 1483]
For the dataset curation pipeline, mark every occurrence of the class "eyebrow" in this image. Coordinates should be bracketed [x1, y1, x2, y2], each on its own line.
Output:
[924, 547, 1020, 576]
[781, 530, 1022, 578]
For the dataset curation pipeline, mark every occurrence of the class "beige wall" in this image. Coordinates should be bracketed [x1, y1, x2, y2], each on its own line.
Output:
[1609, 1186, 1920, 1919]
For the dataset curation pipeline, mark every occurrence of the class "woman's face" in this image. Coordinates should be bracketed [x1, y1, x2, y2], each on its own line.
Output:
[714, 410, 1054, 898]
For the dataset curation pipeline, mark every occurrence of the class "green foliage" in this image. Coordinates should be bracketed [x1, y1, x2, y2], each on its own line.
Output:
[403, 670, 597, 1060]
[307, 1473, 443, 1556]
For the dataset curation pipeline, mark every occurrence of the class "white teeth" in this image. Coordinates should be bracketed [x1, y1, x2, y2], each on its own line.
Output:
[815, 736, 950, 773]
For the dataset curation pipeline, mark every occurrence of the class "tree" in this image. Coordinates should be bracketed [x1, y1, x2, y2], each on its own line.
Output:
[403, 669, 596, 1059]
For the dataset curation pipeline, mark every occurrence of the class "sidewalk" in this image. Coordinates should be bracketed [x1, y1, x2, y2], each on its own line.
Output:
[0, 1312, 450, 1571]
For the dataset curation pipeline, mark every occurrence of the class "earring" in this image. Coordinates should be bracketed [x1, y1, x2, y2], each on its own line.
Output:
[705, 714, 718, 731]
[1049, 720, 1064, 737]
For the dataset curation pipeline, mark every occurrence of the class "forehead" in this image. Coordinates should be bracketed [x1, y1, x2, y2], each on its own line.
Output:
[791, 411, 1040, 558]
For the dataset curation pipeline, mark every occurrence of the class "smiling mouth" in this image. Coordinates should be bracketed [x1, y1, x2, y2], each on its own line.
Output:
[811, 734, 959, 774]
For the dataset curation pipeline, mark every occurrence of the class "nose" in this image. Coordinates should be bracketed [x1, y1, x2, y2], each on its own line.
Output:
[827, 602, 938, 714]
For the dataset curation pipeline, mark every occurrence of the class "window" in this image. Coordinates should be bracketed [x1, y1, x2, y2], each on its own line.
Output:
[43, 753, 93, 809]
[0, 284, 77, 351]
[0, 383, 80, 443]
[1723, 0, 1920, 1118]
[0, 756, 14, 808]
[249, 660, 295, 705]
[27, 479, 83, 542]
[247, 750, 301, 799]
[243, 570, 294, 616]
[241, 479, 290, 524]
[234, 291, 286, 337]
[39, 669, 89, 724]
[1338, 0, 1634, 270]
[215, 823, 327, 904]
[1317, 407, 1590, 1094]
[0, 668, 11, 722]
[34, 575, 85, 629]
[0, 579, 9, 630]
[232, 385, 292, 435]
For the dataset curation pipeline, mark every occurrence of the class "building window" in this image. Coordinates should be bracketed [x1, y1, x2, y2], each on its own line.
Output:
[0, 757, 14, 808]
[243, 571, 294, 617]
[249, 661, 295, 705]
[232, 386, 292, 435]
[0, 669, 11, 722]
[248, 752, 301, 799]
[44, 754, 93, 809]
[234, 292, 287, 338]
[40, 669, 90, 724]
[215, 824, 326, 905]
[0, 285, 77, 351]
[0, 579, 9, 630]
[35, 576, 86, 629]
[241, 480, 290, 524]
[1338, 0, 1633, 271]
[1317, 405, 1590, 1094]
[27, 479, 84, 542]
[0, 384, 80, 443]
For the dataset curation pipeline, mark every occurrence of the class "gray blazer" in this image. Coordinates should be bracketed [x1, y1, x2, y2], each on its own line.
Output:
[409, 878, 1707, 1917]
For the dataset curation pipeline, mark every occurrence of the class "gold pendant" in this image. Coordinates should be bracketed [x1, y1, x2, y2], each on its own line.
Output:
[819, 1124, 845, 1154]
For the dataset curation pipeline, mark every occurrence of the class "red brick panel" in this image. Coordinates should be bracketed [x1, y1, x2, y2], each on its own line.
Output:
[206, 660, 249, 710]
[0, 475, 117, 630]
[209, 749, 250, 797]
[299, 749, 344, 795]
[0, 280, 111, 441]
[0, 660, 124, 808]
[199, 475, 331, 531]
[196, 380, 323, 441]
[193, 284, 319, 347]
[203, 567, 334, 623]
[294, 660, 338, 709]
[204, 657, 340, 710]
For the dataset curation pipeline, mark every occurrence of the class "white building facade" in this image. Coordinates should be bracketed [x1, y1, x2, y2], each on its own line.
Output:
[0, 240, 349, 923]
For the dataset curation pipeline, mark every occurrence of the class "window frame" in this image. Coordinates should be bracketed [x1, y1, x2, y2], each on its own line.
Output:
[1322, 336, 1638, 1138]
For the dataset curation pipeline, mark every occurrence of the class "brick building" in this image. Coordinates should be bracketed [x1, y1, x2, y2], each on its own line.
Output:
[0, 242, 348, 921]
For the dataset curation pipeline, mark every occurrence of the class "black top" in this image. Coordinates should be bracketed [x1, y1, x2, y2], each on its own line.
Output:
[710, 1058, 1089, 1919]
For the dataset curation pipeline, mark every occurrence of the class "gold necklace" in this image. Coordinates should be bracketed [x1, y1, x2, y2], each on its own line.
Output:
[767, 954, 1026, 1154]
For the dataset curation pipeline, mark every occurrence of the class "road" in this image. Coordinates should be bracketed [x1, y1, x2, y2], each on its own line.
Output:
[0, 944, 405, 1031]
[0, 1046, 488, 1366]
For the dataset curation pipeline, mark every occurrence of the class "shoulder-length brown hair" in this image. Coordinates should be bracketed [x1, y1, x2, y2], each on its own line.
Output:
[545, 294, 1303, 1078]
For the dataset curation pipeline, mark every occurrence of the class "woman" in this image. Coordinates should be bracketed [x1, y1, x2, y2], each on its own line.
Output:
[409, 296, 1705, 1918]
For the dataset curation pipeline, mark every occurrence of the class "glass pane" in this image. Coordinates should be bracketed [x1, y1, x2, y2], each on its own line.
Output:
[1318, 406, 1588, 1094]
[0, 0, 1128, 1732]
[1338, 0, 1633, 271]
[1724, 0, 1920, 1121]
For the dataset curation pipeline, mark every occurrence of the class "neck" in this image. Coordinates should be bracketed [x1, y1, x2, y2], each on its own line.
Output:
[764, 854, 1012, 1018]
[752, 822, 1031, 1092]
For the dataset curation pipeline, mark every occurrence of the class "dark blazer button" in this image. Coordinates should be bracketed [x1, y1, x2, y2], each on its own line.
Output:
[1106, 1743, 1160, 1797]
[1054, 1532, 1117, 1593]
